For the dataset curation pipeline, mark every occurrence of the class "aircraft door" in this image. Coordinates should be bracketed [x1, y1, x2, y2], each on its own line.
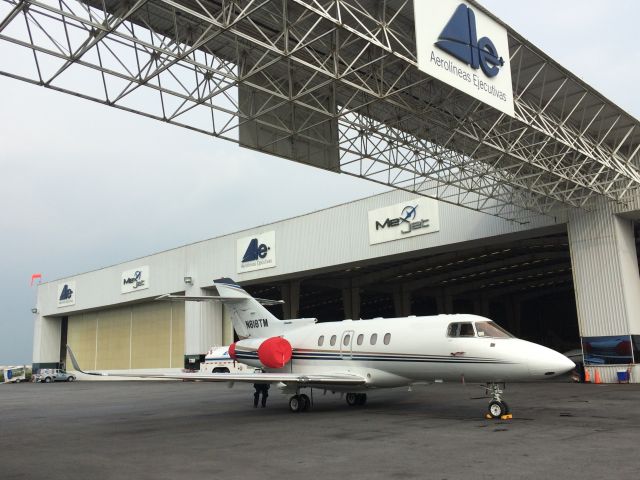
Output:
[340, 330, 354, 359]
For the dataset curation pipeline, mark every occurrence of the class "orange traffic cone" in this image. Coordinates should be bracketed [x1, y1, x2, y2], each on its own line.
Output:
[584, 368, 591, 383]
[594, 369, 602, 384]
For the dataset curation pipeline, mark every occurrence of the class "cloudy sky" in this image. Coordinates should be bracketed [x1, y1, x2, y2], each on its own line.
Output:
[1, 1, 638, 364]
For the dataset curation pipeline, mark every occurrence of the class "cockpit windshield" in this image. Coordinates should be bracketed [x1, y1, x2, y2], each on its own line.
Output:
[475, 321, 513, 338]
[447, 321, 513, 338]
[447, 322, 475, 337]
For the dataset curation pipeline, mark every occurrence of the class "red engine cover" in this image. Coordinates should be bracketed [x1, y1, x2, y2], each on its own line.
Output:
[258, 337, 292, 369]
[228, 343, 237, 360]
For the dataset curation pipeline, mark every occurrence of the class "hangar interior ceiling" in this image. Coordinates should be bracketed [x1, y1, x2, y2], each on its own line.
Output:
[1, 0, 639, 223]
[247, 225, 640, 353]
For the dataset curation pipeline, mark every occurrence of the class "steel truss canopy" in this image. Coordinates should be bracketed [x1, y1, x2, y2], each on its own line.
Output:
[1, 0, 638, 221]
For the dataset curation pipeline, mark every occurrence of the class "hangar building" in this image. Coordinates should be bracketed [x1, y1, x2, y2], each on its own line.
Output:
[6, 0, 639, 385]
[33, 189, 640, 382]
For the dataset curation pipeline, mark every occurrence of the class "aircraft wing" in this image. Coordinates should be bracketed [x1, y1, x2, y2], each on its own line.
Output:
[66, 346, 365, 386]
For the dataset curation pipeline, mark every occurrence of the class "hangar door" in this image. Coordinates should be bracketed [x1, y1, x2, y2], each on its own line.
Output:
[66, 302, 184, 370]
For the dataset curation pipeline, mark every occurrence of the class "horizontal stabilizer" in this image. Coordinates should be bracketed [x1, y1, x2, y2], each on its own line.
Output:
[155, 294, 284, 306]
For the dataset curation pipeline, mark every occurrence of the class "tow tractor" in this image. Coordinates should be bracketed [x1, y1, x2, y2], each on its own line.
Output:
[200, 346, 254, 374]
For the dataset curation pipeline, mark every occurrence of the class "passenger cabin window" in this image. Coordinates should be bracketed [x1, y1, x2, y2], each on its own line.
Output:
[357, 334, 364, 346]
[343, 334, 351, 346]
[370, 333, 378, 345]
[330, 335, 337, 346]
[383, 333, 391, 345]
[447, 322, 475, 337]
[318, 335, 324, 346]
[475, 321, 512, 338]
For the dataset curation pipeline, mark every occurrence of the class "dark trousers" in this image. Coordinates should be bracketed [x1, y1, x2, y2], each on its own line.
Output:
[254, 390, 268, 407]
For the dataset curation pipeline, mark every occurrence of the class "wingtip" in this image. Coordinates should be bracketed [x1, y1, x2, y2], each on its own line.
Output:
[65, 344, 84, 373]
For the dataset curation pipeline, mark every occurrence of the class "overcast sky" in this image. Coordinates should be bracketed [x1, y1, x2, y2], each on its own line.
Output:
[1, 1, 638, 364]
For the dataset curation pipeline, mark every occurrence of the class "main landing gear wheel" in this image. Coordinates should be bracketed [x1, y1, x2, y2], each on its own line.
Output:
[346, 393, 367, 407]
[289, 394, 311, 413]
[289, 395, 302, 413]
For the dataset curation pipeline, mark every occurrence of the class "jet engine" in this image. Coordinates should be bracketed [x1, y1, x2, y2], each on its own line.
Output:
[228, 336, 292, 369]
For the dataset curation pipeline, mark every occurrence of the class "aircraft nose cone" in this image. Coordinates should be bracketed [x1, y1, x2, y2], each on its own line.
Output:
[527, 346, 576, 378]
[547, 353, 576, 376]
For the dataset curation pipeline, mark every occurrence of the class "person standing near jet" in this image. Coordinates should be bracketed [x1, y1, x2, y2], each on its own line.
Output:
[253, 382, 270, 408]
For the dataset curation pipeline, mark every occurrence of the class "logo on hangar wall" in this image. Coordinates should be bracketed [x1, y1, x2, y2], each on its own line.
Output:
[237, 231, 276, 273]
[435, 3, 504, 78]
[368, 198, 440, 245]
[57, 281, 76, 308]
[121, 266, 150, 294]
[413, 0, 514, 116]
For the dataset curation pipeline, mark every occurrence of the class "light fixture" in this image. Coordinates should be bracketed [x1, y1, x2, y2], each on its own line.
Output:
[183, 276, 193, 284]
[31, 307, 38, 314]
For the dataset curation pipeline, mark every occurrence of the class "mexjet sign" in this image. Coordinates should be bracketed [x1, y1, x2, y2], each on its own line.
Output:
[368, 198, 440, 245]
[121, 266, 150, 294]
[414, 0, 514, 116]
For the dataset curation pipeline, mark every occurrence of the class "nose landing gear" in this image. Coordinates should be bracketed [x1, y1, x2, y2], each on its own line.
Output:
[485, 383, 510, 419]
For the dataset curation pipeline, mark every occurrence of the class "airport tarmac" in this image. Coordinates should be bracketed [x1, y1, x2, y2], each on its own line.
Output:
[1, 380, 638, 480]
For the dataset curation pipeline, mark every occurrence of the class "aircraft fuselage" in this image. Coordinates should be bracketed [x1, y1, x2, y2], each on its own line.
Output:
[233, 313, 574, 388]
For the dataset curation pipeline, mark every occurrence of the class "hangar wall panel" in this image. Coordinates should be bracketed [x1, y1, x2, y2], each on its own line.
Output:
[569, 208, 640, 336]
[171, 302, 185, 368]
[67, 313, 98, 370]
[96, 308, 131, 370]
[222, 306, 234, 345]
[131, 303, 172, 369]
[32, 316, 62, 365]
[185, 287, 223, 355]
[66, 303, 184, 371]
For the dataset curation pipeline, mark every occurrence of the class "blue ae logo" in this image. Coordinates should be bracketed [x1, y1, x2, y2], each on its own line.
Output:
[435, 3, 504, 78]
[237, 231, 276, 273]
[242, 238, 270, 263]
[59, 284, 74, 301]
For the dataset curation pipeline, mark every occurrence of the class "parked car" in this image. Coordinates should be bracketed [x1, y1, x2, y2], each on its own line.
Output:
[35, 369, 76, 383]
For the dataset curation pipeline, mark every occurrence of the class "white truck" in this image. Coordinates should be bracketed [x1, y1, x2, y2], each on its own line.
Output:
[34, 368, 76, 383]
[199, 346, 254, 374]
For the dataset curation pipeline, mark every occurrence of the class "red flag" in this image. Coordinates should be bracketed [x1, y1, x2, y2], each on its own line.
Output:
[30, 273, 42, 286]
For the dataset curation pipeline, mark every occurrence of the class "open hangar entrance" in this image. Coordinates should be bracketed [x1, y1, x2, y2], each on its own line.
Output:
[245, 223, 639, 354]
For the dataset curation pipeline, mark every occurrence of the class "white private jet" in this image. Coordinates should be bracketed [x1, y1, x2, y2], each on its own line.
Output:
[67, 278, 574, 418]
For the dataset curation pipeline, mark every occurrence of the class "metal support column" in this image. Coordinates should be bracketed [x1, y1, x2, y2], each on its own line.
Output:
[568, 207, 640, 382]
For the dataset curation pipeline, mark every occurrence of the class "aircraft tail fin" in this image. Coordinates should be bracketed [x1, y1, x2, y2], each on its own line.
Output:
[212, 278, 283, 339]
